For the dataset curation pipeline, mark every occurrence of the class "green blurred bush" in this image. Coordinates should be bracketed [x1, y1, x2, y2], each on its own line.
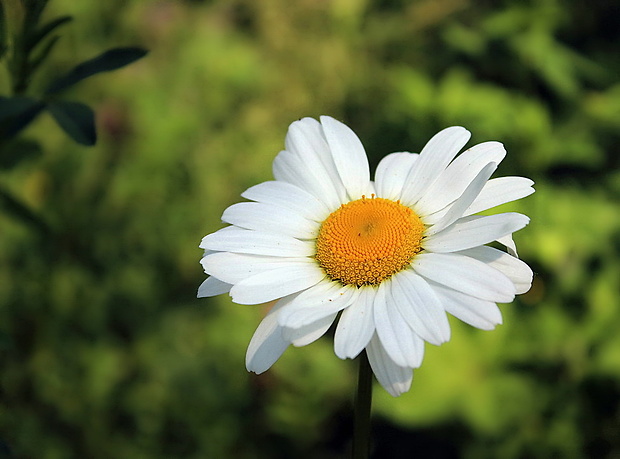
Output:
[1, 0, 619, 458]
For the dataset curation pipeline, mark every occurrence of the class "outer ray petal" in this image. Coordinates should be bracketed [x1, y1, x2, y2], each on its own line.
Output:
[412, 252, 516, 303]
[390, 269, 451, 345]
[415, 141, 506, 215]
[320, 116, 372, 200]
[241, 181, 331, 222]
[273, 149, 343, 209]
[429, 281, 503, 330]
[334, 287, 376, 359]
[278, 280, 360, 329]
[373, 281, 425, 368]
[366, 334, 413, 397]
[464, 177, 535, 216]
[201, 227, 316, 257]
[246, 299, 291, 374]
[201, 252, 316, 285]
[285, 118, 347, 200]
[422, 213, 530, 253]
[424, 162, 497, 236]
[230, 264, 326, 305]
[222, 202, 319, 239]
[197, 276, 231, 298]
[198, 225, 238, 250]
[400, 126, 471, 205]
[456, 246, 533, 294]
[282, 313, 338, 347]
[272, 149, 315, 194]
[497, 233, 518, 257]
[374, 152, 419, 201]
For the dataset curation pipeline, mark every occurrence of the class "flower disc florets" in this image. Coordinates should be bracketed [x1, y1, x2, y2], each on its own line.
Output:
[315, 195, 425, 286]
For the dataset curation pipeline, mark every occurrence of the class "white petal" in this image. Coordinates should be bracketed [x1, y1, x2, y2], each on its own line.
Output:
[416, 205, 448, 225]
[422, 213, 530, 253]
[400, 127, 471, 205]
[241, 181, 331, 222]
[272, 149, 310, 190]
[285, 118, 347, 199]
[367, 181, 377, 197]
[373, 281, 425, 368]
[273, 149, 343, 209]
[412, 252, 516, 303]
[334, 287, 376, 360]
[424, 162, 497, 236]
[278, 280, 360, 329]
[197, 276, 231, 298]
[246, 299, 290, 373]
[320, 116, 372, 200]
[430, 281, 503, 330]
[426, 174, 527, 224]
[415, 141, 506, 216]
[366, 334, 413, 397]
[230, 264, 325, 305]
[497, 233, 518, 257]
[201, 227, 315, 257]
[374, 152, 419, 201]
[201, 252, 315, 284]
[457, 246, 533, 294]
[198, 225, 237, 249]
[390, 269, 451, 345]
[464, 177, 535, 216]
[222, 202, 319, 239]
[282, 313, 337, 347]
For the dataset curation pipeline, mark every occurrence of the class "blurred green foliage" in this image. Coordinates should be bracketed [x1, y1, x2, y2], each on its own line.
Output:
[0, 0, 146, 147]
[0, 0, 619, 458]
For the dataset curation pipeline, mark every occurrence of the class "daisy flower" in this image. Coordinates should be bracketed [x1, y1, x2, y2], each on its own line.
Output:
[198, 116, 534, 396]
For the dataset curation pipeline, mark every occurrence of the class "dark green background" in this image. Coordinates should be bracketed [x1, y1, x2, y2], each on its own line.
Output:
[1, 0, 619, 457]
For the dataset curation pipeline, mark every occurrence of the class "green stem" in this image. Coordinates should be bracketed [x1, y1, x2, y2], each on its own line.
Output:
[353, 351, 373, 459]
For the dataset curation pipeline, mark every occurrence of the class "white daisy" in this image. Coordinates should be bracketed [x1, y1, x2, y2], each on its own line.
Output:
[198, 116, 534, 396]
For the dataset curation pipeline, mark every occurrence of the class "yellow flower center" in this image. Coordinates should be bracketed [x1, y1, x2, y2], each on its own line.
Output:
[315, 195, 425, 287]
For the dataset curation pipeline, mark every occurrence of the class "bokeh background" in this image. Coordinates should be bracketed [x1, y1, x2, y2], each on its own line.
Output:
[1, 0, 619, 457]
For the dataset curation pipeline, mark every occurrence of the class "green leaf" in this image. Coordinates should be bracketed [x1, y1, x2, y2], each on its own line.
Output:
[29, 34, 60, 75]
[23, 0, 50, 31]
[45, 47, 148, 94]
[0, 96, 45, 139]
[25, 15, 72, 53]
[47, 100, 96, 146]
[0, 138, 43, 170]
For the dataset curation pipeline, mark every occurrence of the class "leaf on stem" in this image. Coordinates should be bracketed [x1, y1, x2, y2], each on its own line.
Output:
[47, 100, 97, 146]
[0, 96, 45, 139]
[45, 47, 148, 95]
[29, 34, 60, 75]
[25, 15, 72, 53]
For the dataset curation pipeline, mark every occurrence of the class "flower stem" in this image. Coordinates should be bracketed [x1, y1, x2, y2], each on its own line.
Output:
[353, 351, 373, 459]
